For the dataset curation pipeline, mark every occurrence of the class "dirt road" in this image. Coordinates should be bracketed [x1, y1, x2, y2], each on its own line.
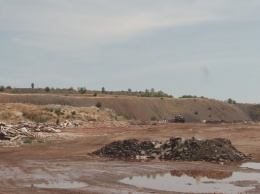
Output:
[1, 123, 260, 193]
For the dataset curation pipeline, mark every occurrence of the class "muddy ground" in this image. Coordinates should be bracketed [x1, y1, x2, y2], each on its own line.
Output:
[1, 122, 260, 194]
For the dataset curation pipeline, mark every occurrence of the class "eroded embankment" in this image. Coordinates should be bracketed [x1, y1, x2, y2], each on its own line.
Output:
[0, 93, 253, 121]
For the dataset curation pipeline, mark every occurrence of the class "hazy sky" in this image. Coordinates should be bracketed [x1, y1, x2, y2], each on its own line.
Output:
[1, 0, 260, 103]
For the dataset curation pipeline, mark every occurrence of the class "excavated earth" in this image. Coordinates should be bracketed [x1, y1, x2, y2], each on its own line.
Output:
[92, 137, 250, 162]
[0, 122, 260, 194]
[1, 93, 258, 122]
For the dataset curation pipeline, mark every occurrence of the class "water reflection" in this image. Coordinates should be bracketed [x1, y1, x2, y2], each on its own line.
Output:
[128, 171, 167, 180]
[120, 169, 260, 193]
[170, 170, 232, 180]
[241, 162, 260, 170]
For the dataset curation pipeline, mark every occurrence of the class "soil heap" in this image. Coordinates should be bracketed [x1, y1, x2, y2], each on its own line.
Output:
[91, 137, 250, 162]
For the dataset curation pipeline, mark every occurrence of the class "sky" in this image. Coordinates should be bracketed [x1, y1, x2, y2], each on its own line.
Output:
[0, 0, 260, 103]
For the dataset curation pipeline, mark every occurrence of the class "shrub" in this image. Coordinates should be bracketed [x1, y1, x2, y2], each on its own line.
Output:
[180, 95, 197, 98]
[23, 137, 33, 144]
[139, 89, 172, 98]
[0, 86, 5, 92]
[71, 111, 76, 115]
[35, 117, 47, 123]
[37, 139, 45, 144]
[227, 98, 237, 104]
[194, 111, 198, 115]
[95, 101, 102, 108]
[151, 116, 158, 121]
[141, 92, 151, 97]
[54, 108, 64, 116]
[119, 114, 131, 120]
[68, 87, 74, 91]
[78, 87, 87, 94]
[44, 107, 54, 112]
[22, 112, 47, 123]
[45, 87, 50, 92]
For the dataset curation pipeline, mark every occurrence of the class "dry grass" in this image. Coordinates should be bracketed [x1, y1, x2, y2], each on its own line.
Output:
[0, 103, 113, 124]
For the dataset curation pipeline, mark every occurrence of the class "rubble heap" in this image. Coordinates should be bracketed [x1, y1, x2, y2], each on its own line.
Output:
[0, 120, 79, 141]
[0, 122, 35, 141]
[92, 137, 250, 162]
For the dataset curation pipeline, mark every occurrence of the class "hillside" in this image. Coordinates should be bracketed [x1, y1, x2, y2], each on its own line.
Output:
[0, 93, 258, 122]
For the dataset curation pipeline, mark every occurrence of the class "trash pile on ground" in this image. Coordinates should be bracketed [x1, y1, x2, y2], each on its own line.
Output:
[82, 120, 129, 129]
[202, 120, 251, 124]
[168, 115, 185, 123]
[91, 137, 250, 162]
[0, 120, 80, 141]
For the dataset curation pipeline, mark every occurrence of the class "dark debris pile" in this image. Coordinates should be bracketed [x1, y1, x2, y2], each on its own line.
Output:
[91, 137, 250, 162]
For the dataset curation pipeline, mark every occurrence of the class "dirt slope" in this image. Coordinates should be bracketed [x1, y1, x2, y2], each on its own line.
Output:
[0, 93, 254, 122]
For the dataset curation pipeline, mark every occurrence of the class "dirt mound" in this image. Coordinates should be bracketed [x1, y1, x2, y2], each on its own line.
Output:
[0, 94, 253, 122]
[91, 137, 249, 162]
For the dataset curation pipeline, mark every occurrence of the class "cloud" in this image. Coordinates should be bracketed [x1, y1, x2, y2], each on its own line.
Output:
[0, 1, 229, 51]
[2, 0, 259, 53]
[1, 1, 260, 103]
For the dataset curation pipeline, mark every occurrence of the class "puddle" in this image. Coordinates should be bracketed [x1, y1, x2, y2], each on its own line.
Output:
[241, 162, 260, 170]
[120, 170, 260, 193]
[32, 181, 88, 189]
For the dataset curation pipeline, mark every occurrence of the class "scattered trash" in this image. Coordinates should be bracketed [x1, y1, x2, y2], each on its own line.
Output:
[203, 120, 252, 124]
[168, 115, 185, 123]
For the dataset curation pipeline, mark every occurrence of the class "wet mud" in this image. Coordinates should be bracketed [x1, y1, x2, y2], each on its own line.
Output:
[0, 123, 260, 193]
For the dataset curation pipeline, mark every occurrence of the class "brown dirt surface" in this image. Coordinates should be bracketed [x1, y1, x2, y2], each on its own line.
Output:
[0, 93, 258, 121]
[0, 122, 260, 193]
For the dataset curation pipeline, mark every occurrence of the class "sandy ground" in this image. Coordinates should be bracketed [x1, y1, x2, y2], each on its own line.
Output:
[1, 122, 260, 194]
